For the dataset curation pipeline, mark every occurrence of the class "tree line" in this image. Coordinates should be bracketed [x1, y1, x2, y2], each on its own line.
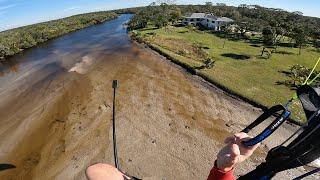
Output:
[0, 11, 117, 62]
[128, 2, 181, 30]
[127, 2, 320, 55]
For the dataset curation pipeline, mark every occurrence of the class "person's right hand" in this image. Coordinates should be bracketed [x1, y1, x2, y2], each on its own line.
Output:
[216, 132, 260, 172]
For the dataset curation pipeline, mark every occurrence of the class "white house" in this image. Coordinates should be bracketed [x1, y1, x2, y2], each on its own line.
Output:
[182, 13, 206, 26]
[183, 13, 234, 31]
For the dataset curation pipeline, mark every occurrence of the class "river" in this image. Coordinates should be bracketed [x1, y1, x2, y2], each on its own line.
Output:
[0, 14, 309, 179]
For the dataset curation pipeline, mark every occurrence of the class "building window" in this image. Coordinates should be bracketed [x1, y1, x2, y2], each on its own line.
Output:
[207, 19, 209, 22]
[212, 21, 215, 23]
[190, 19, 194, 22]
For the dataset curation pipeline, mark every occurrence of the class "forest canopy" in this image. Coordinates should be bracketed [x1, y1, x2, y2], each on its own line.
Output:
[127, 3, 320, 36]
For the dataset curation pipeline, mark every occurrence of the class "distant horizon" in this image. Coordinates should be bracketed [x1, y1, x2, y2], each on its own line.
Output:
[1, 0, 319, 32]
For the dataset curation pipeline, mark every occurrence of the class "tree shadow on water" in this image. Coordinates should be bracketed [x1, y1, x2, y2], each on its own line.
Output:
[221, 53, 250, 60]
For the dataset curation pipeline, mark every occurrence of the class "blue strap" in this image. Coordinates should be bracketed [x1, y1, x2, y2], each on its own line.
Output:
[242, 105, 291, 146]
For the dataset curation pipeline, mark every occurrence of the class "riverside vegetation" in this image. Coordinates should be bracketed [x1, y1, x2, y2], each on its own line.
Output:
[0, 11, 118, 61]
[129, 2, 320, 121]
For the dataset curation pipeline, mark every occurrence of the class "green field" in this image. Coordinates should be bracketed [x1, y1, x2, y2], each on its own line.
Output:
[133, 25, 320, 122]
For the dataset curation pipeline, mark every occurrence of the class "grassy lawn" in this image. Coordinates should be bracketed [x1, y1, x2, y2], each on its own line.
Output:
[133, 26, 320, 122]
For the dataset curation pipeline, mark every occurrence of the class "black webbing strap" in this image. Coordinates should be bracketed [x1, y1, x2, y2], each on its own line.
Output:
[0, 164, 15, 171]
[242, 105, 290, 146]
[239, 85, 320, 179]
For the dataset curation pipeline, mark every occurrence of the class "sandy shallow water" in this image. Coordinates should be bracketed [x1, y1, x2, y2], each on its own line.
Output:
[0, 14, 317, 179]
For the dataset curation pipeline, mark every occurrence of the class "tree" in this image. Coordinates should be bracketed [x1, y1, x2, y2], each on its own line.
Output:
[169, 7, 182, 23]
[0, 44, 7, 60]
[311, 31, 320, 51]
[0, 11, 117, 61]
[293, 11, 303, 16]
[154, 14, 169, 28]
[223, 25, 233, 48]
[261, 26, 276, 58]
[205, 2, 213, 6]
[235, 21, 255, 39]
[216, 3, 227, 6]
[262, 26, 275, 45]
[238, 4, 248, 8]
[293, 27, 308, 55]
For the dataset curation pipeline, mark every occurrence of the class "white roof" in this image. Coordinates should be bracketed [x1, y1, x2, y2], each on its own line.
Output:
[184, 13, 234, 22]
[185, 13, 206, 19]
[205, 14, 218, 20]
[217, 17, 234, 22]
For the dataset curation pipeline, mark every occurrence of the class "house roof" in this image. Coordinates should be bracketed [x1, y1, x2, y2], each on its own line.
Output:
[185, 13, 206, 19]
[216, 17, 234, 22]
[184, 13, 234, 22]
[205, 14, 218, 20]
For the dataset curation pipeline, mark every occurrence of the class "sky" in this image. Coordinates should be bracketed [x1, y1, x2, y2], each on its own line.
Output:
[0, 0, 319, 31]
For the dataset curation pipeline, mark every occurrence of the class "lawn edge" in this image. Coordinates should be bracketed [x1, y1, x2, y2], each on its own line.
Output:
[131, 36, 302, 126]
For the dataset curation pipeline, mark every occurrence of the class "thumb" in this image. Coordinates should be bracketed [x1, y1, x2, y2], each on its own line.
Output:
[230, 144, 240, 164]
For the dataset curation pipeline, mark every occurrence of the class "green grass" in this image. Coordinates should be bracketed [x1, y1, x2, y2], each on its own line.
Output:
[134, 26, 320, 122]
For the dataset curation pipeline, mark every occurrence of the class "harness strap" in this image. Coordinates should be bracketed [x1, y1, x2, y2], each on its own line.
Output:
[293, 168, 320, 180]
[242, 105, 290, 146]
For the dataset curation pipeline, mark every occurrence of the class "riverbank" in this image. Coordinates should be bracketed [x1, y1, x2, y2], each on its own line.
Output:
[0, 12, 118, 62]
[0, 14, 316, 179]
[131, 25, 320, 123]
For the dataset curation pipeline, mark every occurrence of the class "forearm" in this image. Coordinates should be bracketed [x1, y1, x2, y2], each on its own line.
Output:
[207, 161, 236, 180]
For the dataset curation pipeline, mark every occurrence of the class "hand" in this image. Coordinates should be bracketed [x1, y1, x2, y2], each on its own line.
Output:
[216, 132, 260, 172]
[86, 163, 131, 180]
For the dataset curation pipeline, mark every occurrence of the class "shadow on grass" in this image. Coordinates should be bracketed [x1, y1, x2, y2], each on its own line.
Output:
[250, 44, 261, 48]
[275, 50, 295, 55]
[278, 70, 291, 76]
[309, 49, 320, 53]
[146, 32, 156, 35]
[173, 23, 185, 27]
[221, 53, 251, 60]
[249, 38, 262, 44]
[278, 42, 295, 48]
[275, 81, 297, 90]
[194, 65, 207, 70]
[275, 70, 298, 90]
[178, 30, 189, 34]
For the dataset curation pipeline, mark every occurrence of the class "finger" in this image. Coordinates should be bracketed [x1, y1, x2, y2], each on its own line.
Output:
[238, 137, 260, 150]
[230, 144, 240, 157]
[234, 132, 251, 139]
[228, 144, 240, 164]
[224, 136, 236, 144]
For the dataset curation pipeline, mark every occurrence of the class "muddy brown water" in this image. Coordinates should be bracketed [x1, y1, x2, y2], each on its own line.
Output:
[0, 14, 315, 179]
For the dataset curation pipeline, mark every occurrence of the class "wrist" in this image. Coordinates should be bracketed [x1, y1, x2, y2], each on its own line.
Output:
[215, 160, 234, 172]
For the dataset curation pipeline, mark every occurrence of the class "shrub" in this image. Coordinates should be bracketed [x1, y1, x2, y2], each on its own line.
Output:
[243, 32, 252, 40]
[285, 64, 320, 87]
[192, 42, 209, 59]
[203, 58, 215, 69]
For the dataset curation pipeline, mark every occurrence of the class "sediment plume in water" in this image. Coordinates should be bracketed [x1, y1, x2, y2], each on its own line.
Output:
[0, 14, 311, 179]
